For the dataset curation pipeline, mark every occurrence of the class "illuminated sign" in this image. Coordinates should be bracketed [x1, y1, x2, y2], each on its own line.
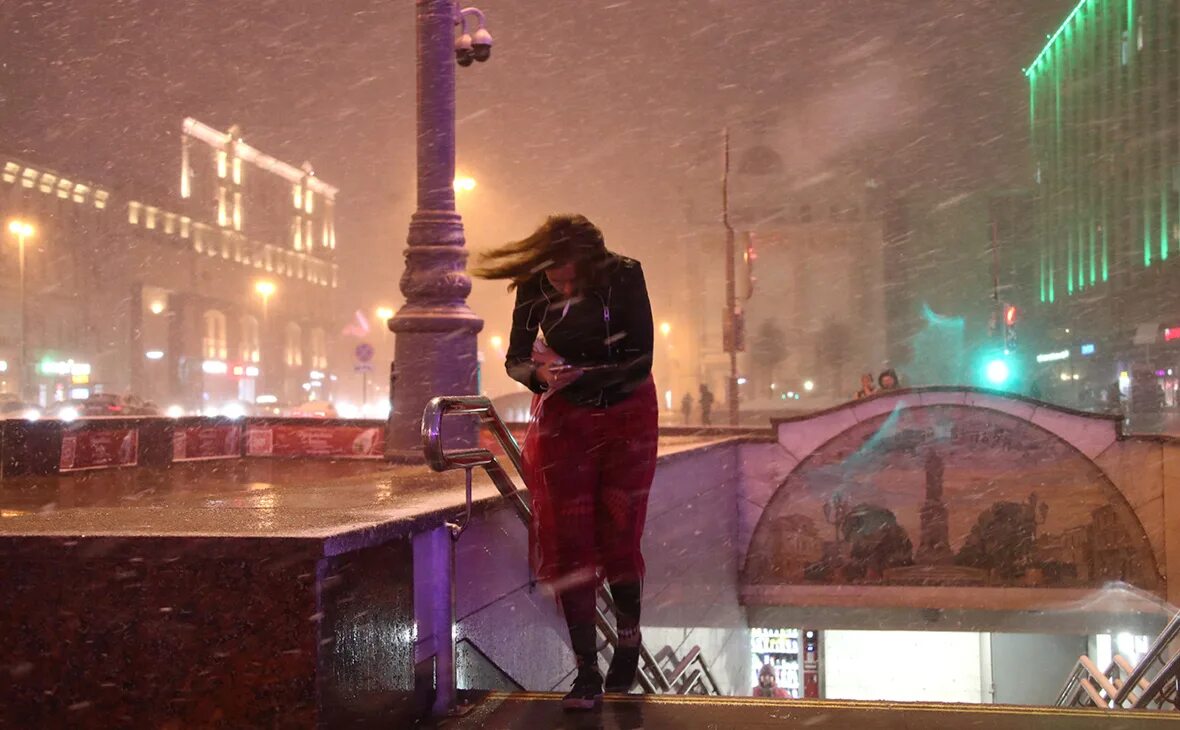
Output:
[1080, 344, 1095, 356]
[145, 350, 164, 360]
[1035, 350, 1070, 364]
[1165, 328, 1180, 342]
[202, 360, 228, 375]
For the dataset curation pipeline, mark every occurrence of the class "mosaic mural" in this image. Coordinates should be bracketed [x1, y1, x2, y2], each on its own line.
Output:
[745, 405, 1160, 590]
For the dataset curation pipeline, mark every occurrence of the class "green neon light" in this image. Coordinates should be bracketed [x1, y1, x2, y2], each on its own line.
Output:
[1068, 233, 1074, 293]
[1144, 201, 1152, 267]
[1025, 0, 1095, 77]
[1089, 219, 1096, 284]
[1162, 188, 1170, 261]
[1039, 250, 1046, 302]
[1049, 255, 1055, 302]
[1102, 218, 1109, 281]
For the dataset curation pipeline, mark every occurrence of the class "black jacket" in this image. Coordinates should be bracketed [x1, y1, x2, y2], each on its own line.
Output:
[505, 255, 653, 407]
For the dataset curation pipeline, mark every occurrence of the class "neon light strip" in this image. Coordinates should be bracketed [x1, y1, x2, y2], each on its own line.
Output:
[1025, 0, 1095, 77]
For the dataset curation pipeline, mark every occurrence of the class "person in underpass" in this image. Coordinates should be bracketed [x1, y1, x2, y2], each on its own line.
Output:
[475, 214, 658, 711]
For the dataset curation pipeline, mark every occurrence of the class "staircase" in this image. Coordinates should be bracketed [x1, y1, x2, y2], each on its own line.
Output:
[423, 395, 722, 699]
[1057, 611, 1180, 710]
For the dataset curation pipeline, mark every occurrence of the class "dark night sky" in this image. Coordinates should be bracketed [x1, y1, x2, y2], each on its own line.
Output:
[0, 0, 1074, 366]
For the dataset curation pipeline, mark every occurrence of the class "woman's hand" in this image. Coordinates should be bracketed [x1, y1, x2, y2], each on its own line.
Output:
[536, 361, 583, 391]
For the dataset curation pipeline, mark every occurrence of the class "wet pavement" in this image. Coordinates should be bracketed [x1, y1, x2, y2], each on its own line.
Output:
[0, 434, 735, 540]
[439, 693, 1177, 729]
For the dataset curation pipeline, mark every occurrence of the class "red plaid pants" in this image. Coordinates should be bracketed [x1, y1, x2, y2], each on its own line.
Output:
[522, 378, 659, 591]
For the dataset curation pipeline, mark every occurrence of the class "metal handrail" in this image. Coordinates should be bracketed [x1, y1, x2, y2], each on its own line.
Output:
[1057, 610, 1180, 710]
[421, 395, 718, 696]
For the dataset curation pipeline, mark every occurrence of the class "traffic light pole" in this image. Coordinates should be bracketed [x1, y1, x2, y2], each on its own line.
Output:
[722, 129, 739, 426]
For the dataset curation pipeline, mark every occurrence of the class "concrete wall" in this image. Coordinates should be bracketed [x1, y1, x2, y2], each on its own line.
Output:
[451, 441, 751, 695]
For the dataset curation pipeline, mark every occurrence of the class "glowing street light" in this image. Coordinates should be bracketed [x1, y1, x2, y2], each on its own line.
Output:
[803, 379, 815, 392]
[254, 279, 276, 319]
[489, 335, 503, 350]
[376, 306, 395, 323]
[7, 219, 35, 399]
[659, 321, 671, 337]
[453, 175, 477, 192]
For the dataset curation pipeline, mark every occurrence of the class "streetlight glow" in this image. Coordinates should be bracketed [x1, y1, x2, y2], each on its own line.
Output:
[376, 306, 395, 322]
[453, 175, 477, 192]
[803, 380, 815, 392]
[659, 321, 671, 337]
[254, 280, 276, 298]
[7, 220, 34, 237]
[489, 335, 503, 350]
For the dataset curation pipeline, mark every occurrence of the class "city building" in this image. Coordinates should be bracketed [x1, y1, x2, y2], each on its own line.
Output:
[1026, 0, 1180, 409]
[0, 118, 339, 411]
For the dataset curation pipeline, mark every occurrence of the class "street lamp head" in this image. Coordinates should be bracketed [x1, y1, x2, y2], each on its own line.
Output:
[659, 322, 671, 337]
[7, 220, 34, 237]
[453, 175, 477, 193]
[376, 306, 395, 322]
[254, 280, 276, 298]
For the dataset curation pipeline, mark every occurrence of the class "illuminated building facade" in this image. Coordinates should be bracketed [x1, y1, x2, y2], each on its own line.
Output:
[0, 119, 339, 410]
[1027, 0, 1180, 404]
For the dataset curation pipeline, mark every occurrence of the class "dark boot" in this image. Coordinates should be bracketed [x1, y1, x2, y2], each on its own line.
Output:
[563, 624, 603, 711]
[605, 581, 643, 693]
[605, 627, 642, 693]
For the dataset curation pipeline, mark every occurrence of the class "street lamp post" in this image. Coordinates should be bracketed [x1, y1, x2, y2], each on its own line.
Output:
[254, 279, 276, 397]
[385, 0, 491, 461]
[7, 220, 35, 401]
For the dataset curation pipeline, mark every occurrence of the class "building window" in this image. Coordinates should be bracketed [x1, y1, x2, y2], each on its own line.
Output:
[285, 323, 303, 367]
[310, 328, 327, 370]
[232, 156, 242, 185]
[20, 168, 37, 188]
[218, 186, 228, 227]
[304, 219, 313, 250]
[180, 217, 191, 238]
[293, 184, 303, 210]
[164, 213, 176, 234]
[145, 207, 158, 230]
[56, 179, 71, 199]
[94, 190, 109, 210]
[38, 173, 56, 194]
[240, 316, 261, 363]
[233, 192, 242, 231]
[217, 150, 228, 179]
[72, 184, 89, 204]
[203, 310, 228, 360]
[293, 217, 303, 250]
[305, 189, 314, 214]
[129, 201, 142, 225]
[3, 162, 19, 184]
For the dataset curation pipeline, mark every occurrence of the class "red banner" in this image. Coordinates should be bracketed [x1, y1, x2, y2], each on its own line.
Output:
[246, 423, 384, 458]
[173, 424, 241, 461]
[60, 428, 139, 471]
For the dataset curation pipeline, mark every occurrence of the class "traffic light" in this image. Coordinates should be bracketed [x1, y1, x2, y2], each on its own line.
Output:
[1003, 304, 1018, 349]
[977, 348, 1019, 390]
[1004, 305, 1017, 327]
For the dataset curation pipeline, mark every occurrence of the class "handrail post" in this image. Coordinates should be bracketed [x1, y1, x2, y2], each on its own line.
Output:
[413, 524, 458, 717]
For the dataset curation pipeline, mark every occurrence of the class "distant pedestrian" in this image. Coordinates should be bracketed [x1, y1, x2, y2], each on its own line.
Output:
[878, 369, 899, 391]
[681, 392, 693, 424]
[854, 373, 876, 400]
[699, 384, 715, 425]
[752, 664, 790, 699]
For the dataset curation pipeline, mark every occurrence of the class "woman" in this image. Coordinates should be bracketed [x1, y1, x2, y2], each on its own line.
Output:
[474, 214, 657, 711]
[752, 664, 791, 699]
[854, 373, 876, 399]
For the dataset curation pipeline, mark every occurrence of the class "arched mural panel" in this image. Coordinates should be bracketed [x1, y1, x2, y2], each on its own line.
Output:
[746, 405, 1160, 592]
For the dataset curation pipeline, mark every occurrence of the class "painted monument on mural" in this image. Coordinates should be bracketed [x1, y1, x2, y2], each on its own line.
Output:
[745, 405, 1159, 590]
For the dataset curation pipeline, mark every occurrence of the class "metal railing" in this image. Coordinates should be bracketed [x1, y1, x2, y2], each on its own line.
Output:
[1057, 611, 1180, 710]
[422, 395, 719, 697]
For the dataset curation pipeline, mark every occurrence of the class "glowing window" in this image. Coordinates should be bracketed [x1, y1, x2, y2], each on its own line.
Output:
[217, 187, 228, 227]
[240, 316, 261, 363]
[203, 310, 228, 360]
[217, 150, 228, 179]
[232, 157, 242, 185]
[233, 192, 242, 231]
[38, 173, 57, 194]
[285, 323, 303, 367]
[129, 201, 142, 225]
[94, 190, 109, 210]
